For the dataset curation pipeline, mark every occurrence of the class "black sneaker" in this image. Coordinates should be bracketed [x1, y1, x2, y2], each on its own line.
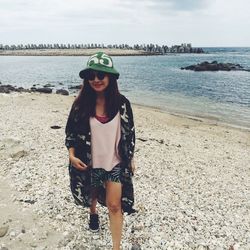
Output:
[89, 214, 99, 232]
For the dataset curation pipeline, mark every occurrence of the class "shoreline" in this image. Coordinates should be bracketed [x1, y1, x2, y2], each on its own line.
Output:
[133, 102, 250, 132]
[1, 91, 250, 132]
[0, 92, 249, 249]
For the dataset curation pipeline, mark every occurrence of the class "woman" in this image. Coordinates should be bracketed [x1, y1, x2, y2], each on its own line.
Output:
[65, 52, 136, 250]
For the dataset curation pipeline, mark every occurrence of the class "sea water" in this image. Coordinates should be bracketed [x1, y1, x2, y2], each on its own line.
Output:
[0, 47, 250, 128]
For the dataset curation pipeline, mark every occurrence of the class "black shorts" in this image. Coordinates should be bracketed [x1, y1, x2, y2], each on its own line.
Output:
[91, 163, 122, 188]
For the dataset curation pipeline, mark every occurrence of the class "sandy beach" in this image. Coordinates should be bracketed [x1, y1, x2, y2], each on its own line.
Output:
[0, 92, 249, 250]
[0, 49, 153, 56]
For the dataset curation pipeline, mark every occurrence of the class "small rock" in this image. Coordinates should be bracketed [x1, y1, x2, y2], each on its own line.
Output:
[22, 199, 36, 204]
[10, 149, 28, 159]
[30, 243, 37, 248]
[131, 243, 141, 250]
[35, 87, 52, 94]
[30, 87, 37, 92]
[63, 231, 69, 236]
[0, 247, 9, 250]
[56, 89, 69, 95]
[132, 224, 143, 231]
[0, 225, 9, 237]
[92, 235, 99, 240]
[9, 231, 16, 237]
[196, 245, 209, 250]
[39, 231, 48, 240]
[43, 84, 55, 88]
[56, 214, 63, 220]
[50, 125, 61, 129]
[138, 138, 147, 142]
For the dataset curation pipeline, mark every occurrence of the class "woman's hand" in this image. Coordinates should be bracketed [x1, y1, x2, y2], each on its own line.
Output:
[70, 156, 88, 171]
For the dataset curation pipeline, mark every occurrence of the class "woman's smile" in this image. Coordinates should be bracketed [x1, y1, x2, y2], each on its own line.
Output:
[93, 82, 104, 87]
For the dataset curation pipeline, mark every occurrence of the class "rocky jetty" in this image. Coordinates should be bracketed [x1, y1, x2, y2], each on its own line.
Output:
[35, 87, 53, 94]
[0, 43, 204, 56]
[0, 84, 30, 94]
[181, 61, 250, 72]
[0, 83, 69, 95]
[56, 89, 69, 96]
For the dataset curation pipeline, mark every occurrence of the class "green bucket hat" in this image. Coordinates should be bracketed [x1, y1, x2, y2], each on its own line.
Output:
[79, 52, 120, 79]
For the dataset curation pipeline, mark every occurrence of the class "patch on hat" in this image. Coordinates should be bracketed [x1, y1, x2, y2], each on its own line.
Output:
[87, 52, 113, 68]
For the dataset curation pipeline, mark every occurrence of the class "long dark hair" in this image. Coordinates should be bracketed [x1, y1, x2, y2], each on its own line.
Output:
[72, 74, 121, 121]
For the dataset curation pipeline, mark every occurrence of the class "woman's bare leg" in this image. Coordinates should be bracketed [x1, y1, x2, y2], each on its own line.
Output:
[88, 188, 100, 232]
[105, 181, 123, 250]
[90, 187, 98, 214]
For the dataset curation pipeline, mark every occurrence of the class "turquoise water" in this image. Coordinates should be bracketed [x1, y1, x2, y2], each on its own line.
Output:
[0, 48, 250, 128]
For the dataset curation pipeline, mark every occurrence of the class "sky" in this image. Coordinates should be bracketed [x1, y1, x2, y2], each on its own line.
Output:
[0, 0, 250, 47]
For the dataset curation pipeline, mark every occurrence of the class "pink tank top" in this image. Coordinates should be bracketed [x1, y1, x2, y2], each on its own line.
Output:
[89, 112, 121, 171]
[95, 114, 110, 123]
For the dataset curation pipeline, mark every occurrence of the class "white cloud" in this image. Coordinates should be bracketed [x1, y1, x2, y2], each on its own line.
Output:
[0, 0, 250, 46]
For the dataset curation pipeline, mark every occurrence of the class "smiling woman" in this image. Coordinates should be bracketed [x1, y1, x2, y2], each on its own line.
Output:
[65, 52, 136, 250]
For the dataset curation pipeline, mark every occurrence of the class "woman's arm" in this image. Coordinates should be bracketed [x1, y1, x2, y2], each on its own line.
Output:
[68, 147, 76, 160]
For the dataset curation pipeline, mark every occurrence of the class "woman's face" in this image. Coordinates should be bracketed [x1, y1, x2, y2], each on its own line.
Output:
[88, 70, 109, 93]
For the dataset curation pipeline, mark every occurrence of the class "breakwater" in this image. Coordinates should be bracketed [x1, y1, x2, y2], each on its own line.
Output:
[0, 43, 204, 56]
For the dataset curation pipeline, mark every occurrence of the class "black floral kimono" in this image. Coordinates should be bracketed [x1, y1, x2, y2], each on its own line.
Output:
[65, 94, 136, 214]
